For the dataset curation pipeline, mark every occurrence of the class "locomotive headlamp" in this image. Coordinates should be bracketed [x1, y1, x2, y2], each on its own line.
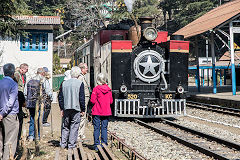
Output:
[120, 85, 127, 93]
[143, 27, 158, 41]
[177, 86, 184, 94]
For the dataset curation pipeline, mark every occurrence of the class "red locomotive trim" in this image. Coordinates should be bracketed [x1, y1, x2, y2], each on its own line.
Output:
[168, 40, 189, 53]
[154, 31, 168, 43]
[111, 40, 132, 53]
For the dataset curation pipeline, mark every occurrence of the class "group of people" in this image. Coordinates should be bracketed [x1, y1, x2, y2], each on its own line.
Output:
[0, 63, 52, 159]
[0, 61, 113, 159]
[58, 63, 113, 151]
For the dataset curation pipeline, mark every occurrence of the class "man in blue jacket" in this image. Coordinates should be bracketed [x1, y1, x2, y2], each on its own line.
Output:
[0, 63, 19, 159]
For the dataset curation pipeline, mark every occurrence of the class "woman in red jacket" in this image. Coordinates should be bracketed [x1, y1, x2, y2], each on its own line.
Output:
[90, 73, 113, 151]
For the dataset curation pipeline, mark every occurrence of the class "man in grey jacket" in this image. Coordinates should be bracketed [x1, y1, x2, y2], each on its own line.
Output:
[58, 66, 85, 149]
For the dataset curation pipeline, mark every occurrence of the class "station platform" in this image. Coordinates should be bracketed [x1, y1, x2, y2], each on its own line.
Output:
[187, 86, 240, 109]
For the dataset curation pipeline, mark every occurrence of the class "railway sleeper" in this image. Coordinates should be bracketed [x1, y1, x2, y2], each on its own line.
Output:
[54, 142, 117, 160]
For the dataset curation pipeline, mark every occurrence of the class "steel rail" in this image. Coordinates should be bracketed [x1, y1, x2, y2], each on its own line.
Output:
[135, 119, 234, 160]
[187, 101, 240, 117]
[161, 118, 240, 150]
[187, 100, 240, 112]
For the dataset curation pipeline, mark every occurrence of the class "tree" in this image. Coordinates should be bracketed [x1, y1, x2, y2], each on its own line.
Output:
[26, 0, 66, 16]
[174, 0, 218, 28]
[113, 0, 161, 24]
[64, 0, 112, 39]
[0, 0, 30, 38]
[53, 53, 64, 75]
[158, 0, 219, 33]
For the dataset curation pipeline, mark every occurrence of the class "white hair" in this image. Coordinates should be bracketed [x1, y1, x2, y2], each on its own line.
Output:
[64, 70, 71, 81]
[70, 66, 81, 78]
[96, 73, 107, 85]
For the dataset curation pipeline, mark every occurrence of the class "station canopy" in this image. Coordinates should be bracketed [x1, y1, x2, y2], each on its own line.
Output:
[174, 0, 240, 38]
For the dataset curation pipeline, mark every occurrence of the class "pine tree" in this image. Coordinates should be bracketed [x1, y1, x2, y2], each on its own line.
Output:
[158, 0, 219, 33]
[0, 0, 30, 38]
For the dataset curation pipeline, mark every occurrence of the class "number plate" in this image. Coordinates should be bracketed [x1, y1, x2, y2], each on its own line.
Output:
[127, 94, 138, 99]
[165, 94, 173, 99]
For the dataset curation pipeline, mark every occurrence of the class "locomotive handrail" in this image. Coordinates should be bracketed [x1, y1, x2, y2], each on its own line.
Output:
[160, 72, 168, 90]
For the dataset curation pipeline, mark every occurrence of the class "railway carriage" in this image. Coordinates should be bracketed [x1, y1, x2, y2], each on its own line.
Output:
[73, 17, 189, 118]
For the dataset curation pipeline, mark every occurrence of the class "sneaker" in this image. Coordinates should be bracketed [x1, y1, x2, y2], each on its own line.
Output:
[43, 122, 50, 127]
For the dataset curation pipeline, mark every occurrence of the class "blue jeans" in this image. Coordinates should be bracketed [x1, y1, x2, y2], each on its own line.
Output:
[93, 115, 109, 150]
[28, 108, 40, 139]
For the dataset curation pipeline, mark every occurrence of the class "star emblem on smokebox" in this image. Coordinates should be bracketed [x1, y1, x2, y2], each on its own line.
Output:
[139, 55, 160, 76]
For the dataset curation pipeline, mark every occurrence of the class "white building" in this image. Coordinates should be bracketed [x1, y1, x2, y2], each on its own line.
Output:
[0, 16, 60, 83]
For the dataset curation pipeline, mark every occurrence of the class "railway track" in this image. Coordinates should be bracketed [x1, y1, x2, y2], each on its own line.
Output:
[187, 101, 240, 117]
[54, 131, 146, 160]
[135, 119, 240, 160]
[54, 142, 117, 160]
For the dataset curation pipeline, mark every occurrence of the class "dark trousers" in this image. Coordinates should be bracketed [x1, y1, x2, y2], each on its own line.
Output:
[42, 98, 51, 124]
[17, 91, 25, 140]
[60, 110, 80, 149]
[93, 115, 109, 150]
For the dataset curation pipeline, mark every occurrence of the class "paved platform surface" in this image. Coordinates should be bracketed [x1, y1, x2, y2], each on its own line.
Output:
[188, 86, 240, 108]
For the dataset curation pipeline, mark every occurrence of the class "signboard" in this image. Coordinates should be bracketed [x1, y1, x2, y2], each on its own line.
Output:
[198, 57, 215, 65]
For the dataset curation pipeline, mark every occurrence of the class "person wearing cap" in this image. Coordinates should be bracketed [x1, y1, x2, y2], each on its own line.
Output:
[24, 68, 45, 141]
[42, 67, 53, 127]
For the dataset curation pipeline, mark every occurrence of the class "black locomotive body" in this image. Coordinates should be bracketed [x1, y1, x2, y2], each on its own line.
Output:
[74, 17, 189, 118]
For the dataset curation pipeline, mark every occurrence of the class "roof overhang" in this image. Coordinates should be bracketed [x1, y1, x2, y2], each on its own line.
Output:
[14, 16, 61, 25]
[174, 0, 240, 38]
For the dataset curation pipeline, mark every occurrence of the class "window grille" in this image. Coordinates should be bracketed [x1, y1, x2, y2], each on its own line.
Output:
[20, 33, 48, 51]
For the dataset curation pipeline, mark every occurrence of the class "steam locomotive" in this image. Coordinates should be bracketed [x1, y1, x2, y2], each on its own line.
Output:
[73, 17, 189, 118]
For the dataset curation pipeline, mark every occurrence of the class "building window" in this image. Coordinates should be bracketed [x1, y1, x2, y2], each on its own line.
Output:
[20, 33, 48, 51]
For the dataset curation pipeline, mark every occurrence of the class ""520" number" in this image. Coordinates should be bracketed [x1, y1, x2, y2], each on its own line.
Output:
[128, 94, 138, 99]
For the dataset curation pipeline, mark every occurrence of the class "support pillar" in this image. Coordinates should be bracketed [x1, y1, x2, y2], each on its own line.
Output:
[211, 32, 217, 94]
[195, 37, 200, 92]
[202, 69, 205, 86]
[220, 70, 222, 86]
[229, 22, 236, 95]
[224, 69, 226, 85]
[206, 39, 210, 86]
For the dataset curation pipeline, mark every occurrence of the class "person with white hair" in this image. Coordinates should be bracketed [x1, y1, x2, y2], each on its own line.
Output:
[58, 66, 85, 149]
[64, 70, 71, 81]
[90, 73, 113, 151]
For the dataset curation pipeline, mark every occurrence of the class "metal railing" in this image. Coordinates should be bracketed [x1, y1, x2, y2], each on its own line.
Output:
[114, 99, 186, 118]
